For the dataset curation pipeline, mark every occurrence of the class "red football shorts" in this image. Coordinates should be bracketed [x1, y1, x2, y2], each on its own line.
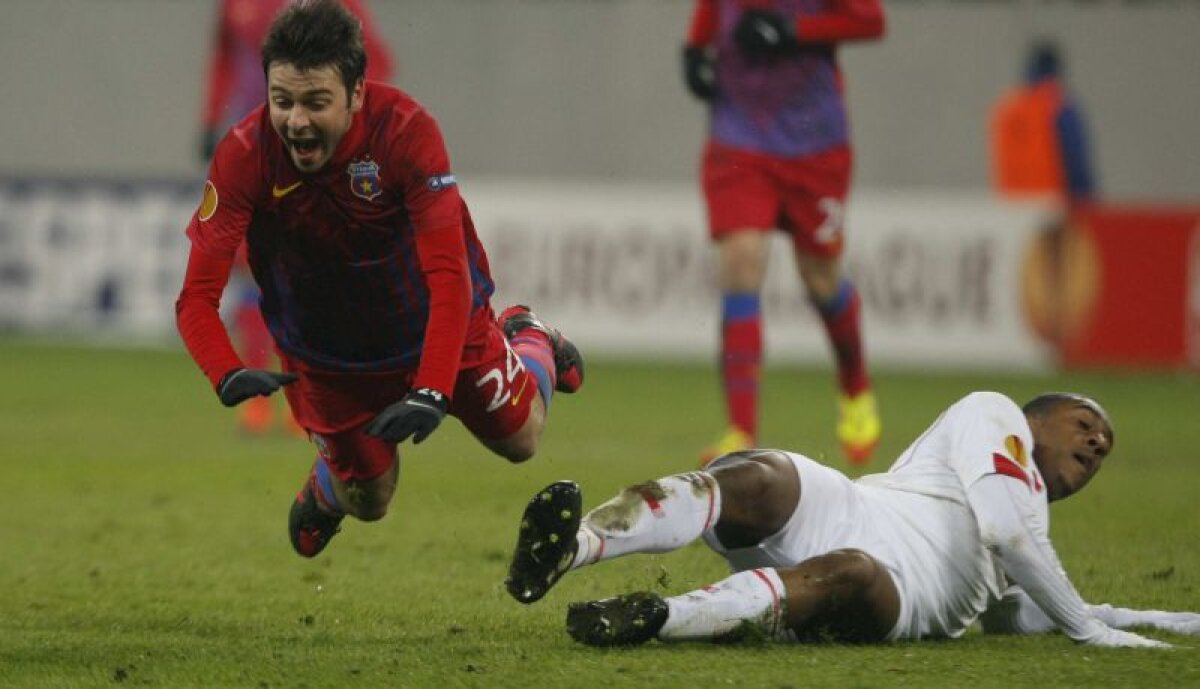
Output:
[280, 318, 535, 482]
[701, 141, 853, 258]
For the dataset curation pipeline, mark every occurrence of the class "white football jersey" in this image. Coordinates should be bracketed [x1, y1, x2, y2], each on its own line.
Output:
[858, 392, 1050, 621]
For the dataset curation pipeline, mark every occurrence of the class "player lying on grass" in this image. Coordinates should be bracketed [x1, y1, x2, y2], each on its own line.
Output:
[176, 0, 583, 559]
[505, 392, 1199, 647]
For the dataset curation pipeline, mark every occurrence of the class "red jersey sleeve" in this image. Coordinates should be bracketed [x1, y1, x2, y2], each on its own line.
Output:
[686, 0, 718, 47]
[793, 0, 885, 44]
[175, 125, 262, 389]
[390, 109, 472, 398]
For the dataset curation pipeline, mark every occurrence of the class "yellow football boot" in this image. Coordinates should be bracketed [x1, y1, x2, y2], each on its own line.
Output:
[837, 390, 881, 466]
[699, 426, 754, 468]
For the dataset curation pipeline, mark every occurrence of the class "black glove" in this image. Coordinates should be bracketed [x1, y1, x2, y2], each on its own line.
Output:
[216, 368, 299, 407]
[734, 9, 797, 59]
[682, 44, 718, 102]
[365, 388, 449, 445]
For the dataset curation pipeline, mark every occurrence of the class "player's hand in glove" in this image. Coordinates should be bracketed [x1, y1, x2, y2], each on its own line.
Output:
[216, 368, 298, 407]
[1094, 605, 1200, 636]
[1086, 626, 1172, 649]
[365, 388, 449, 445]
[734, 9, 797, 59]
[682, 45, 717, 101]
[1149, 611, 1200, 636]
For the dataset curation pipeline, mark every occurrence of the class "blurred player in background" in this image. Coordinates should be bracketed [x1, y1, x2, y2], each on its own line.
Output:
[505, 392, 1198, 648]
[177, 0, 584, 559]
[682, 0, 886, 465]
[990, 39, 1096, 211]
[990, 40, 1097, 349]
[199, 0, 394, 434]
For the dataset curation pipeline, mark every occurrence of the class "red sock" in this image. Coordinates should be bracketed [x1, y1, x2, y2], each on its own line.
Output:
[816, 281, 869, 397]
[721, 293, 761, 439]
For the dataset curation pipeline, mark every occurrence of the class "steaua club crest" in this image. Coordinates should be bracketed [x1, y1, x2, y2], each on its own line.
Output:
[347, 158, 383, 201]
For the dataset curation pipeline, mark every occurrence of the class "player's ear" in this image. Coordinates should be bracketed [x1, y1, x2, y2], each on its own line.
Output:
[349, 78, 365, 113]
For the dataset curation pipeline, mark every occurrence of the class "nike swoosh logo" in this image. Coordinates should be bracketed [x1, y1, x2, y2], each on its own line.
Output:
[272, 181, 303, 198]
[510, 376, 530, 406]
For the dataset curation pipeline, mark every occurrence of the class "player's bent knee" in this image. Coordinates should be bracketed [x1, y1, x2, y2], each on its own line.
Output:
[710, 451, 800, 547]
[352, 503, 389, 522]
[820, 549, 885, 590]
[337, 479, 395, 522]
[779, 549, 899, 643]
[500, 442, 536, 464]
[481, 433, 538, 464]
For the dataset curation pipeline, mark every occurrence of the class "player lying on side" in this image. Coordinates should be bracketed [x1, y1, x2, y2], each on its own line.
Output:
[176, 0, 583, 559]
[504, 392, 1199, 647]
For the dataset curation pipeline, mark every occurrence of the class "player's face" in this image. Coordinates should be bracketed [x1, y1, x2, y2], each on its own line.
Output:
[267, 63, 364, 173]
[1029, 403, 1114, 502]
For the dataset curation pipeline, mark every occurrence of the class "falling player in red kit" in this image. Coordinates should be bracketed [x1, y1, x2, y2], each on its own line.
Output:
[176, 0, 583, 558]
[199, 0, 394, 435]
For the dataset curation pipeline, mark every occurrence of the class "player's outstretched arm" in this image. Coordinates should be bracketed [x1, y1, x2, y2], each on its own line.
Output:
[968, 476, 1170, 648]
[983, 587, 1200, 637]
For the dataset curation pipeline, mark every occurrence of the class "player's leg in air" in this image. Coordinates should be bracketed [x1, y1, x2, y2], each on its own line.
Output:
[474, 305, 584, 461]
[287, 432, 396, 558]
[787, 145, 878, 465]
[503, 450, 900, 645]
[287, 304, 584, 558]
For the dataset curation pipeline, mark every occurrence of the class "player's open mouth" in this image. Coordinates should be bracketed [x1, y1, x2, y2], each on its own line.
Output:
[289, 139, 322, 162]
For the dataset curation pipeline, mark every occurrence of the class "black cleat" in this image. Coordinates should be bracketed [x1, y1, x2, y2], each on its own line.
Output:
[498, 305, 584, 393]
[505, 480, 583, 604]
[566, 592, 670, 647]
[288, 481, 344, 558]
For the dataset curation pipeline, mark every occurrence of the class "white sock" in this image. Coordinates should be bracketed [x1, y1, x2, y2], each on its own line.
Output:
[658, 568, 788, 642]
[570, 472, 721, 569]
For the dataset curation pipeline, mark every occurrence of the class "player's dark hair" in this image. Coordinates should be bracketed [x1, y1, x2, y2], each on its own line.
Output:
[1023, 392, 1114, 445]
[261, 0, 367, 100]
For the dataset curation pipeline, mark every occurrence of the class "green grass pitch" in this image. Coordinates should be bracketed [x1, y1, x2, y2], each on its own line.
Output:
[1, 338, 1197, 688]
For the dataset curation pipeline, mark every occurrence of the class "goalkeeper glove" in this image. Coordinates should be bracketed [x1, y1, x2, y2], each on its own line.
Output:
[682, 45, 717, 102]
[734, 9, 798, 59]
[365, 388, 449, 445]
[216, 368, 298, 407]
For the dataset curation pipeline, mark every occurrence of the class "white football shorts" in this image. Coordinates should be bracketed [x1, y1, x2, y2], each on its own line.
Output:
[701, 451, 995, 640]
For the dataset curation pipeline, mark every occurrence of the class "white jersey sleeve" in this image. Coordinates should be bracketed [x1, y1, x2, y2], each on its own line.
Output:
[857, 392, 1044, 602]
[940, 392, 1041, 491]
[982, 585, 1200, 637]
[871, 392, 1042, 505]
[968, 473, 1168, 647]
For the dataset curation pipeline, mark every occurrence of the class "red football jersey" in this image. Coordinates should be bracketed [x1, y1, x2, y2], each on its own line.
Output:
[177, 82, 496, 398]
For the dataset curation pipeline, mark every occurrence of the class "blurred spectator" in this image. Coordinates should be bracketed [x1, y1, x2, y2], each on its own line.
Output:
[990, 39, 1097, 207]
[199, 0, 394, 434]
[990, 40, 1097, 350]
[682, 0, 886, 466]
